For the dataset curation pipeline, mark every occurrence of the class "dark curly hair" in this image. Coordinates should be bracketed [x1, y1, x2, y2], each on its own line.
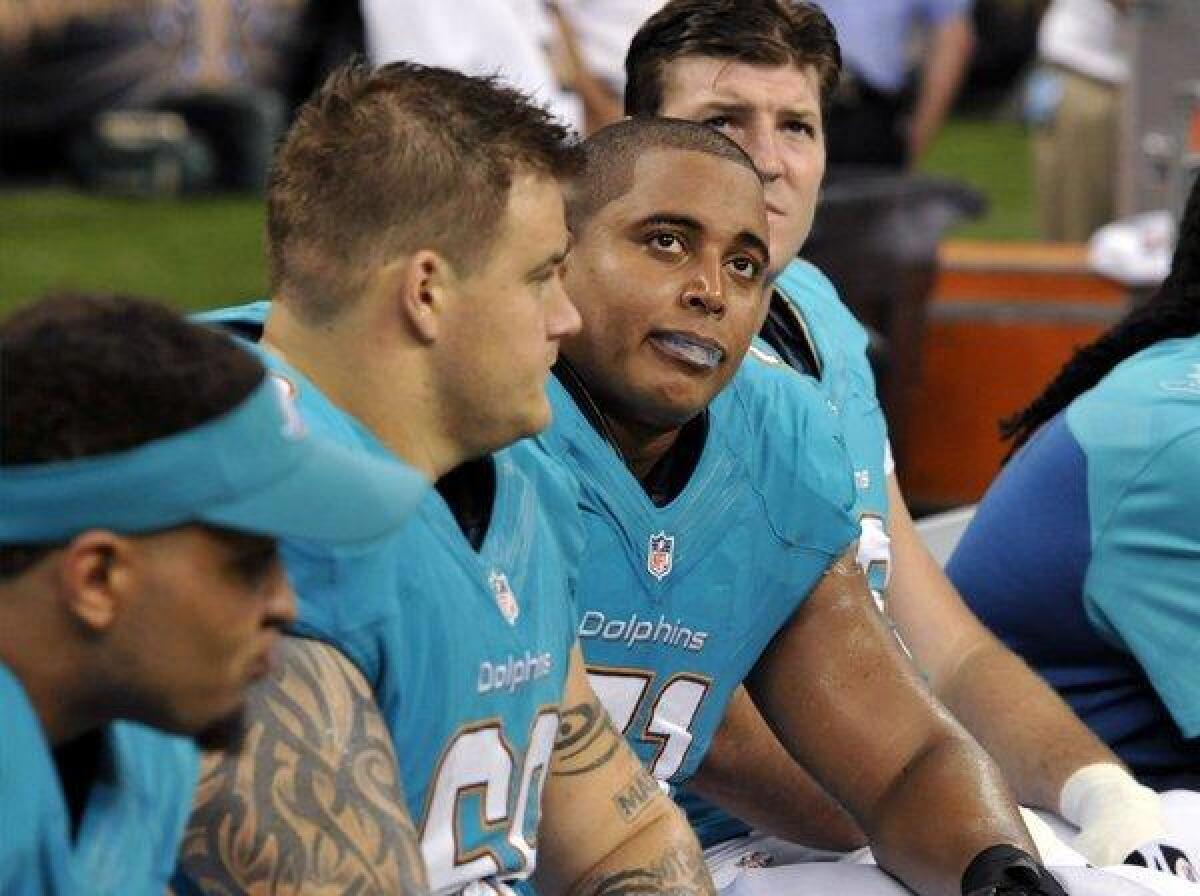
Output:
[1003, 174, 1200, 451]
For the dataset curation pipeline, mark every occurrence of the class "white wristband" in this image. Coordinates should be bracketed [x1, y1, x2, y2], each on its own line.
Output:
[1059, 762, 1166, 867]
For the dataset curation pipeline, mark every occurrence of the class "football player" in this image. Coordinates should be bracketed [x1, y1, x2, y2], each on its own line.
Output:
[0, 294, 426, 895]
[542, 115, 1081, 896]
[175, 62, 715, 896]
[620, 0, 1194, 878]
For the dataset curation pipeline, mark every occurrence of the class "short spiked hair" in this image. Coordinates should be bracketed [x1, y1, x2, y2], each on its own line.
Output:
[267, 60, 584, 322]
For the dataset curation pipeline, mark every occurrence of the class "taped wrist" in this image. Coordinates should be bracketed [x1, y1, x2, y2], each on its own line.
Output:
[961, 844, 1067, 896]
[1059, 761, 1166, 866]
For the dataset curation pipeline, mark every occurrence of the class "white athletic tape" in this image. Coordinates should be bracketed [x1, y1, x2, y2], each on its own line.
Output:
[1061, 763, 1168, 867]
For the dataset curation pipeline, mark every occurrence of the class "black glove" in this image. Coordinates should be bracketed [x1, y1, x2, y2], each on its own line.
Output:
[962, 845, 1069, 896]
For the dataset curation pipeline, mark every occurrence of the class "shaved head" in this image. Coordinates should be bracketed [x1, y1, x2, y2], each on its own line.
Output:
[565, 117, 761, 237]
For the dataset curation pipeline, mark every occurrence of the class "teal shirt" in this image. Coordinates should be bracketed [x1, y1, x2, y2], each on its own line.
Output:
[0, 662, 198, 895]
[773, 260, 892, 593]
[539, 344, 859, 848]
[1073, 339, 1200, 743]
[672, 260, 893, 847]
[197, 302, 585, 893]
[950, 336, 1200, 782]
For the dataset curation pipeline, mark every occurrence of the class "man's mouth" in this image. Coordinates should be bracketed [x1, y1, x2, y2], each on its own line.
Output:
[649, 331, 726, 370]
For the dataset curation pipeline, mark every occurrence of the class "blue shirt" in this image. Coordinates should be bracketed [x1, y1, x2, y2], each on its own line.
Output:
[948, 337, 1200, 786]
[0, 662, 198, 895]
[815, 0, 973, 92]
[198, 302, 584, 894]
[539, 344, 859, 847]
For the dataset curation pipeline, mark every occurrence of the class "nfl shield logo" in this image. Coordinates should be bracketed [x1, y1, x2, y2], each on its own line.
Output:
[489, 571, 519, 625]
[647, 532, 674, 580]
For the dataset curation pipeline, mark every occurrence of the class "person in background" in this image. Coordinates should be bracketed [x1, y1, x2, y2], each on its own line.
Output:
[815, 0, 976, 168]
[0, 293, 428, 895]
[1029, 0, 1130, 241]
[551, 0, 665, 97]
[361, 0, 624, 132]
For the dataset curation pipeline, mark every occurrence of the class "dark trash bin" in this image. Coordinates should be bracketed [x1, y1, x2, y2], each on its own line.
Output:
[799, 168, 987, 469]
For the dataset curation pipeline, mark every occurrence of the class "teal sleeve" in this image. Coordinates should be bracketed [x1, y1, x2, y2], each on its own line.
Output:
[1085, 429, 1200, 738]
[282, 535, 405, 690]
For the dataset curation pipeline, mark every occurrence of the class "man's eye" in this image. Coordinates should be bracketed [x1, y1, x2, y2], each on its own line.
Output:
[727, 257, 761, 279]
[234, 549, 279, 587]
[784, 120, 817, 138]
[649, 233, 684, 253]
[703, 116, 733, 130]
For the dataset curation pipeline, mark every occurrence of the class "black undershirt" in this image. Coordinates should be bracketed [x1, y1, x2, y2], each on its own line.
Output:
[436, 457, 496, 551]
[552, 362, 707, 508]
[52, 728, 105, 841]
[640, 412, 708, 507]
[759, 288, 820, 378]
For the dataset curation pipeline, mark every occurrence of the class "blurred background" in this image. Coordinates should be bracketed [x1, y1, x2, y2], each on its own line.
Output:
[1, 0, 1197, 510]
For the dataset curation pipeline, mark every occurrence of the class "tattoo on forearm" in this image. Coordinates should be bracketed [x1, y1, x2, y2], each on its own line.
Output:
[573, 846, 716, 896]
[613, 768, 659, 822]
[176, 637, 429, 895]
[553, 698, 622, 777]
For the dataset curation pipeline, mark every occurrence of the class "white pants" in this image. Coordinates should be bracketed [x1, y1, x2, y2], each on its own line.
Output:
[706, 792, 1200, 895]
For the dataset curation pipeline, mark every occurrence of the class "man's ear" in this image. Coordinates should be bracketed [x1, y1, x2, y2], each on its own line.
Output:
[389, 248, 458, 344]
[56, 531, 137, 633]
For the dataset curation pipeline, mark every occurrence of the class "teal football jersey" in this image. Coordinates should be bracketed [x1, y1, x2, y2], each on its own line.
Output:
[772, 260, 892, 593]
[198, 302, 583, 894]
[0, 662, 198, 895]
[537, 345, 859, 847]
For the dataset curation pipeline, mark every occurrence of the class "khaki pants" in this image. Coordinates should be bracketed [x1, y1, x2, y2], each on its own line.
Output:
[1033, 67, 1121, 242]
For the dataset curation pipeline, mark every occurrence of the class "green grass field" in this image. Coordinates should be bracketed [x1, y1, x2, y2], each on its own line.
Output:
[0, 191, 266, 315]
[921, 118, 1037, 241]
[0, 117, 1036, 318]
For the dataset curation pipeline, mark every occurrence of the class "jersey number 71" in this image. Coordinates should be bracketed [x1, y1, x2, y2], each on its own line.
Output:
[587, 668, 711, 782]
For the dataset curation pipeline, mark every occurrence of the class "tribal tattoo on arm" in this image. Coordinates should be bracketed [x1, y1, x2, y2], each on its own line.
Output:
[176, 636, 429, 895]
[548, 694, 716, 896]
[570, 845, 715, 896]
[551, 697, 624, 778]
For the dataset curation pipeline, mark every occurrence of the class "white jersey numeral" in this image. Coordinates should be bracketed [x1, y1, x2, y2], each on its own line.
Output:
[588, 669, 710, 781]
[857, 513, 892, 600]
[421, 710, 559, 891]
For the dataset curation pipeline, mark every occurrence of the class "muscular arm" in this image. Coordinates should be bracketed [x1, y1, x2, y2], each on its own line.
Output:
[885, 475, 1120, 814]
[688, 686, 866, 851]
[177, 636, 429, 895]
[908, 12, 974, 166]
[533, 646, 715, 896]
[748, 549, 1034, 896]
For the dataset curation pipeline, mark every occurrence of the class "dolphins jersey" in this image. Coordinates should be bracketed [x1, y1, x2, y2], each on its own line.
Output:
[537, 345, 859, 848]
[772, 259, 892, 594]
[0, 661, 198, 895]
[198, 302, 583, 895]
[949, 337, 1200, 787]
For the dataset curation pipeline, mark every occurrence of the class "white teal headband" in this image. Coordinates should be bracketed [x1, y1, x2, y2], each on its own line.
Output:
[0, 376, 427, 545]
